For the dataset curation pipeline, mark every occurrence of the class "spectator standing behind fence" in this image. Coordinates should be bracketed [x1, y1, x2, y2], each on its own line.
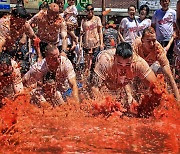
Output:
[118, 5, 139, 45]
[64, 0, 79, 45]
[151, 0, 176, 65]
[136, 4, 151, 37]
[79, 4, 103, 79]
[103, 20, 119, 50]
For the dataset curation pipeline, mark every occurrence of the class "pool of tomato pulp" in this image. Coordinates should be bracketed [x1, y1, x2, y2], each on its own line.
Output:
[0, 75, 180, 153]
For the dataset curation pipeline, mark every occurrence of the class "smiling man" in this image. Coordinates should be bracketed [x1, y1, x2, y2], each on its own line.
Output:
[132, 26, 180, 101]
[90, 42, 157, 110]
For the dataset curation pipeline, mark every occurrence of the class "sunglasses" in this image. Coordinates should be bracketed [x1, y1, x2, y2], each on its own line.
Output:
[86, 8, 94, 12]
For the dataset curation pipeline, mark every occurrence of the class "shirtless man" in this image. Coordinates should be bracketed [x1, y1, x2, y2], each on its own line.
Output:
[25, 3, 67, 59]
[91, 42, 157, 109]
[132, 27, 180, 101]
[23, 44, 79, 106]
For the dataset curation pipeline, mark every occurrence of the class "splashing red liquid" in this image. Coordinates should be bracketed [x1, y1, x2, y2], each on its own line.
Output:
[0, 75, 179, 153]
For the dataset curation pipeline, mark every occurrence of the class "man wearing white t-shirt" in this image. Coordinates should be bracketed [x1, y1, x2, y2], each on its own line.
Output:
[151, 0, 176, 64]
[23, 44, 79, 106]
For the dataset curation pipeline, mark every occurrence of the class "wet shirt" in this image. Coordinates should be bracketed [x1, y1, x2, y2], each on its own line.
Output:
[119, 17, 139, 45]
[132, 37, 169, 67]
[94, 49, 152, 89]
[103, 27, 118, 49]
[152, 8, 176, 42]
[80, 16, 102, 49]
[28, 10, 65, 44]
[24, 56, 76, 90]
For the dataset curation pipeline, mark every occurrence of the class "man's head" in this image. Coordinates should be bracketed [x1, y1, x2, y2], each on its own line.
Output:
[47, 3, 59, 20]
[45, 44, 60, 71]
[141, 27, 157, 50]
[115, 42, 133, 67]
[116, 42, 133, 59]
[160, 0, 170, 11]
[11, 6, 29, 19]
[86, 4, 94, 19]
[11, 6, 30, 30]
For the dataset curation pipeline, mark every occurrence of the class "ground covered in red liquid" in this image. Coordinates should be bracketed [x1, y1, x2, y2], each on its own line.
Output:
[0, 75, 180, 153]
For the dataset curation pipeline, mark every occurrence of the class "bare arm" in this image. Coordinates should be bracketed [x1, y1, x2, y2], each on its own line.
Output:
[11, 60, 24, 94]
[0, 36, 6, 52]
[118, 28, 125, 42]
[164, 34, 174, 54]
[162, 65, 180, 101]
[98, 25, 104, 50]
[69, 76, 79, 103]
[144, 70, 157, 86]
[24, 21, 37, 39]
[60, 20, 67, 51]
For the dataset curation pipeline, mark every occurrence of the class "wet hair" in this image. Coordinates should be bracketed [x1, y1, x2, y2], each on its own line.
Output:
[142, 27, 155, 38]
[48, 3, 59, 13]
[11, 5, 29, 19]
[45, 44, 58, 55]
[86, 4, 94, 10]
[115, 42, 133, 59]
[139, 4, 149, 16]
[128, 5, 136, 11]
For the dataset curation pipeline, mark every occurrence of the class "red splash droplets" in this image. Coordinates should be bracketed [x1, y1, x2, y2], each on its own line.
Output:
[137, 74, 179, 118]
[91, 95, 126, 117]
[0, 93, 31, 133]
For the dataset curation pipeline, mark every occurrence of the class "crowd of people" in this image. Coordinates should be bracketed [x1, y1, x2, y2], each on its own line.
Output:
[0, 0, 179, 113]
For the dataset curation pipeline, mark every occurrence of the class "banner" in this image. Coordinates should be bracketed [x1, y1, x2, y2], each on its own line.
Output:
[138, 0, 177, 10]
[0, 0, 10, 11]
[64, 0, 92, 11]
[24, 0, 53, 9]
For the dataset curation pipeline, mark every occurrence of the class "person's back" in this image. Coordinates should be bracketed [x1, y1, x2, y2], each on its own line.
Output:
[103, 22, 118, 49]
